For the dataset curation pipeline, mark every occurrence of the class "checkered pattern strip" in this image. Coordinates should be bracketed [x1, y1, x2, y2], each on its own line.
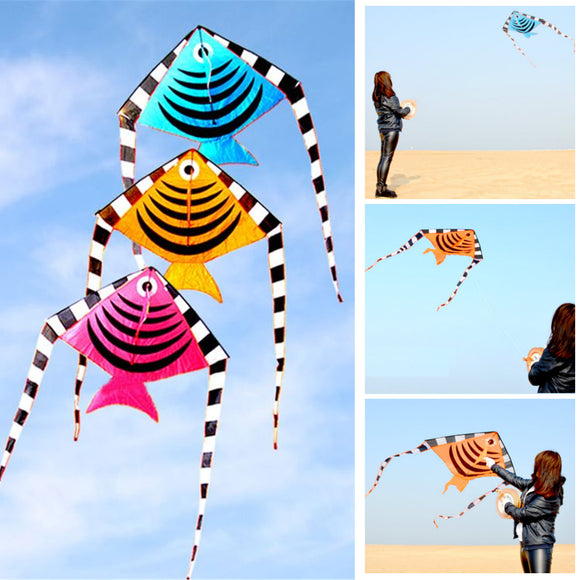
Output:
[434, 481, 509, 527]
[161, 284, 229, 578]
[502, 11, 575, 66]
[365, 440, 432, 497]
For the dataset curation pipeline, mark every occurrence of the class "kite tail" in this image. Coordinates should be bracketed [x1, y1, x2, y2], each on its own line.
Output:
[286, 83, 342, 303]
[434, 481, 509, 527]
[267, 225, 287, 450]
[437, 258, 482, 311]
[0, 322, 59, 484]
[366, 440, 432, 497]
[504, 31, 536, 67]
[365, 230, 426, 272]
[186, 359, 228, 580]
[73, 216, 114, 440]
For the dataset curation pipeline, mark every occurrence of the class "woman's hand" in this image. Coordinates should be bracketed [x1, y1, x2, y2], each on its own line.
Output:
[485, 456, 496, 468]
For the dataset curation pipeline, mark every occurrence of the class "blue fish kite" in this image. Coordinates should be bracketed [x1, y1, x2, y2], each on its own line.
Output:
[502, 11, 575, 66]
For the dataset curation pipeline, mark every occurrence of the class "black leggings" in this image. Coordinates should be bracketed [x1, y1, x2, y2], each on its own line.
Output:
[520, 545, 553, 573]
[376, 130, 399, 187]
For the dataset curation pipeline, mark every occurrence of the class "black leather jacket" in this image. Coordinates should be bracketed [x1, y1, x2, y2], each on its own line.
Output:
[492, 464, 563, 548]
[528, 348, 575, 393]
[375, 94, 410, 133]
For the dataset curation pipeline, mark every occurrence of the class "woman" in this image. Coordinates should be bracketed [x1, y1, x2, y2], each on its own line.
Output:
[486, 451, 565, 573]
[372, 71, 410, 198]
[528, 303, 575, 393]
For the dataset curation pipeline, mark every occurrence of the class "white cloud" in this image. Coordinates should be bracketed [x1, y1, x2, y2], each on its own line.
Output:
[0, 56, 112, 208]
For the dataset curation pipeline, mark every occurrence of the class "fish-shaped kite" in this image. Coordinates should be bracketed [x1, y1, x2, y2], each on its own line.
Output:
[502, 11, 575, 66]
[366, 431, 515, 525]
[365, 229, 483, 310]
[0, 267, 228, 576]
[82, 148, 286, 447]
[118, 25, 341, 302]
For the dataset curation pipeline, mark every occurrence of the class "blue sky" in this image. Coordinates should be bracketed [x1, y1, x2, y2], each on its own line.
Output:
[0, 2, 353, 578]
[366, 204, 574, 394]
[365, 6, 575, 150]
[366, 399, 575, 553]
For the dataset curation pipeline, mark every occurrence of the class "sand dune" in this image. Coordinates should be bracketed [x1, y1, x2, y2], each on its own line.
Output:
[365, 544, 574, 573]
[365, 150, 574, 199]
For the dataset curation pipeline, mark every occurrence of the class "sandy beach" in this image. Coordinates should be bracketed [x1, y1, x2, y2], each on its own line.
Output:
[365, 150, 574, 199]
[365, 544, 575, 573]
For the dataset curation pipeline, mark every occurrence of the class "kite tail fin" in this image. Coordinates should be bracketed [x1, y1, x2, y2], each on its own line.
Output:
[437, 258, 481, 311]
[267, 225, 287, 450]
[186, 358, 228, 580]
[86, 377, 159, 422]
[165, 263, 223, 303]
[366, 440, 432, 497]
[74, 216, 115, 440]
[366, 230, 426, 272]
[0, 322, 59, 485]
[198, 138, 258, 166]
[286, 82, 342, 302]
[435, 481, 509, 526]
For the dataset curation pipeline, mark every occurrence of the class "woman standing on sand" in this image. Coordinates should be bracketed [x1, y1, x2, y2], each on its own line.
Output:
[486, 451, 565, 573]
[527, 303, 575, 393]
[372, 71, 410, 199]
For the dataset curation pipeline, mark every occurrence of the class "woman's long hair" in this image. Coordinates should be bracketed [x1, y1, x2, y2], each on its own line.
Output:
[373, 71, 394, 103]
[547, 303, 575, 359]
[532, 450, 565, 498]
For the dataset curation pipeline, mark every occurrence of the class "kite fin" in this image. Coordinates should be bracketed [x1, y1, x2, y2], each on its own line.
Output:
[443, 474, 469, 494]
[423, 247, 447, 265]
[87, 377, 159, 422]
[199, 137, 258, 166]
[165, 263, 223, 303]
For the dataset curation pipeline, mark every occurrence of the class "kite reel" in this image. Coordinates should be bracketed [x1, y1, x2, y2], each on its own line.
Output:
[496, 488, 521, 519]
[523, 347, 544, 371]
[401, 99, 417, 119]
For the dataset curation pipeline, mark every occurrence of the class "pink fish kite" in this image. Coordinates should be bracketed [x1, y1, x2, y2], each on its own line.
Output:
[0, 267, 228, 577]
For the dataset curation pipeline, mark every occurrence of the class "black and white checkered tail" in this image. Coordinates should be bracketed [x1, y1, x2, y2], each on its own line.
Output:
[118, 35, 190, 266]
[202, 26, 342, 303]
[365, 230, 426, 272]
[0, 322, 60, 484]
[72, 216, 116, 440]
[267, 225, 286, 450]
[436, 258, 482, 311]
[365, 440, 432, 497]
[433, 481, 509, 527]
[172, 286, 229, 578]
[502, 11, 576, 67]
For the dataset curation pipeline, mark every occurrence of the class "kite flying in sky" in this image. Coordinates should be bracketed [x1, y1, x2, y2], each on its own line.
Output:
[366, 431, 515, 525]
[0, 267, 228, 577]
[84, 148, 287, 447]
[502, 11, 575, 66]
[365, 229, 483, 310]
[118, 25, 342, 302]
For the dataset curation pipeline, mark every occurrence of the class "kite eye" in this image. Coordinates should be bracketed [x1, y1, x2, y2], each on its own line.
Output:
[137, 277, 158, 297]
[193, 42, 213, 63]
[179, 159, 200, 181]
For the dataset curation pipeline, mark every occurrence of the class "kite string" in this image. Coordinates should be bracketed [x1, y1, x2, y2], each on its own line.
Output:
[472, 276, 525, 356]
